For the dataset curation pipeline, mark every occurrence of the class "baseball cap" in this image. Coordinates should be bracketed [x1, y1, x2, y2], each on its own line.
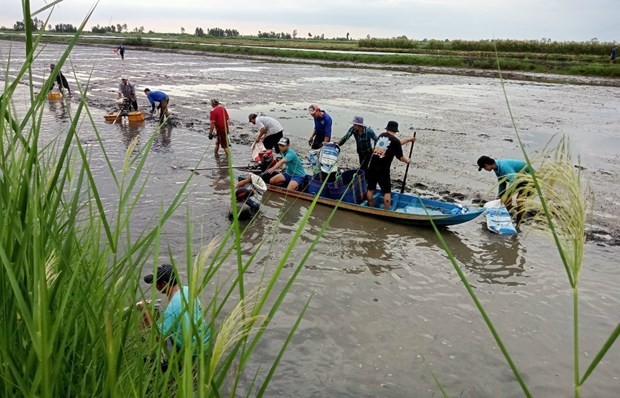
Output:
[277, 137, 290, 146]
[143, 264, 175, 284]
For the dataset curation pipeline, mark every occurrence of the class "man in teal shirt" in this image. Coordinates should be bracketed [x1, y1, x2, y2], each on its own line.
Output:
[141, 264, 210, 353]
[267, 137, 307, 191]
[477, 156, 533, 225]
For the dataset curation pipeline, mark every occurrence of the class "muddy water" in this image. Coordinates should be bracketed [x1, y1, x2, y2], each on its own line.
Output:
[2, 41, 619, 397]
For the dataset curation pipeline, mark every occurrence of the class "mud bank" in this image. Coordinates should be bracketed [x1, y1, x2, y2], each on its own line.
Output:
[62, 41, 619, 245]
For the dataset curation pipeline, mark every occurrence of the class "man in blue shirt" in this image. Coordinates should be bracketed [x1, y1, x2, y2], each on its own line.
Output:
[308, 104, 332, 150]
[267, 137, 307, 191]
[338, 115, 378, 175]
[477, 155, 533, 226]
[611, 46, 617, 64]
[140, 264, 210, 355]
[115, 43, 126, 60]
[144, 88, 170, 123]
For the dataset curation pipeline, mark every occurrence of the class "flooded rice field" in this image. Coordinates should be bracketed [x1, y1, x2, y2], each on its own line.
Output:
[2, 40, 619, 397]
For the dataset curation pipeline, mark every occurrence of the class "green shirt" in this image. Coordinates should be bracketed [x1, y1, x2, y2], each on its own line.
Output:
[283, 148, 306, 177]
[158, 286, 210, 351]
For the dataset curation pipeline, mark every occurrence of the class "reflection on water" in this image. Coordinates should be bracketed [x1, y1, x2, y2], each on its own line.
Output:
[426, 228, 527, 286]
[152, 124, 173, 152]
[47, 97, 69, 121]
[255, 194, 529, 284]
[117, 122, 142, 149]
[117, 121, 175, 154]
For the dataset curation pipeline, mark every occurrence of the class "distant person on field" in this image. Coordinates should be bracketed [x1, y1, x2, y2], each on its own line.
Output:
[49, 63, 71, 94]
[477, 155, 534, 226]
[209, 99, 230, 156]
[366, 121, 415, 210]
[115, 43, 126, 60]
[308, 104, 332, 150]
[267, 137, 307, 191]
[248, 113, 285, 153]
[118, 76, 138, 111]
[610, 46, 617, 64]
[338, 116, 378, 175]
[144, 88, 171, 123]
[139, 264, 210, 354]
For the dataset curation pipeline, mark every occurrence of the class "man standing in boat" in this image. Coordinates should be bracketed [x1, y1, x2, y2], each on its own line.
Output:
[267, 137, 307, 191]
[209, 99, 230, 156]
[338, 116, 378, 176]
[118, 76, 138, 112]
[308, 104, 332, 150]
[144, 88, 170, 123]
[477, 156, 533, 226]
[366, 121, 415, 210]
[49, 63, 71, 94]
[248, 113, 285, 153]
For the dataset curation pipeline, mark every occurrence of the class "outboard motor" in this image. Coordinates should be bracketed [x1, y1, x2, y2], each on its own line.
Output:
[258, 149, 277, 183]
[116, 97, 133, 116]
[228, 175, 267, 221]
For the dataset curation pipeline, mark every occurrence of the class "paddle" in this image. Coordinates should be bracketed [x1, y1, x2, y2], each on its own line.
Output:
[187, 165, 247, 171]
[400, 131, 416, 194]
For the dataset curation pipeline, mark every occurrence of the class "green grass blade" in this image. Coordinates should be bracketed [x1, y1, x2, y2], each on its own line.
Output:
[425, 210, 531, 397]
[31, 0, 65, 17]
[579, 323, 620, 385]
[493, 42, 575, 288]
[256, 294, 313, 397]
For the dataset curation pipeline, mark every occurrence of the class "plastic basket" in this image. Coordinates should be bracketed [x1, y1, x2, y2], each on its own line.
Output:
[327, 170, 367, 204]
[306, 173, 340, 197]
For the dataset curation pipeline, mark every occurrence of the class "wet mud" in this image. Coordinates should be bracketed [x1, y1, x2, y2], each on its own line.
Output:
[82, 52, 620, 245]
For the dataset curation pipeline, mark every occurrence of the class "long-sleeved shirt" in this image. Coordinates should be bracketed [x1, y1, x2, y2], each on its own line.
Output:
[494, 159, 532, 195]
[146, 91, 168, 112]
[338, 126, 378, 154]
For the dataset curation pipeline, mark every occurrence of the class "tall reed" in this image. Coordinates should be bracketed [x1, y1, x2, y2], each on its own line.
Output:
[425, 44, 618, 397]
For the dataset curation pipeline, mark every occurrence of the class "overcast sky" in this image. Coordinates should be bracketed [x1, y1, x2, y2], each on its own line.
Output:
[1, 0, 618, 42]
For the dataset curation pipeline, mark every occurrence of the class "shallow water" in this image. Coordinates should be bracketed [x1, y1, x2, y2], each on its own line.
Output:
[2, 40, 619, 397]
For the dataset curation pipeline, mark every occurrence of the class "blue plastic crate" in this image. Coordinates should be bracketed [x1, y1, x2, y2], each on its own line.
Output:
[327, 170, 367, 204]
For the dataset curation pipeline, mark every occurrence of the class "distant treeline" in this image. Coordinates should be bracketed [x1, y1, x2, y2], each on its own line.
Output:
[195, 27, 240, 37]
[358, 38, 615, 55]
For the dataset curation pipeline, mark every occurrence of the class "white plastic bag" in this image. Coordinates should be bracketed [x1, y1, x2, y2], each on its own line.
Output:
[251, 142, 267, 162]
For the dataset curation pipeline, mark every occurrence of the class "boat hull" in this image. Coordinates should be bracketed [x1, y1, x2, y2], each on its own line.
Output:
[265, 183, 484, 227]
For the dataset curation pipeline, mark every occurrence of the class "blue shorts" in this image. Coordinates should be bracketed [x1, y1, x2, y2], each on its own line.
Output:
[283, 172, 305, 187]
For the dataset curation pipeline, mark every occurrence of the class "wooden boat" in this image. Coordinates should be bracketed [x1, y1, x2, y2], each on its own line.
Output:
[47, 92, 63, 100]
[265, 182, 484, 227]
[104, 111, 145, 123]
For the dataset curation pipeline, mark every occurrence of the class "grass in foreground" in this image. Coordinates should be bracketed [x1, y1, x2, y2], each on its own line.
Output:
[0, 2, 341, 396]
